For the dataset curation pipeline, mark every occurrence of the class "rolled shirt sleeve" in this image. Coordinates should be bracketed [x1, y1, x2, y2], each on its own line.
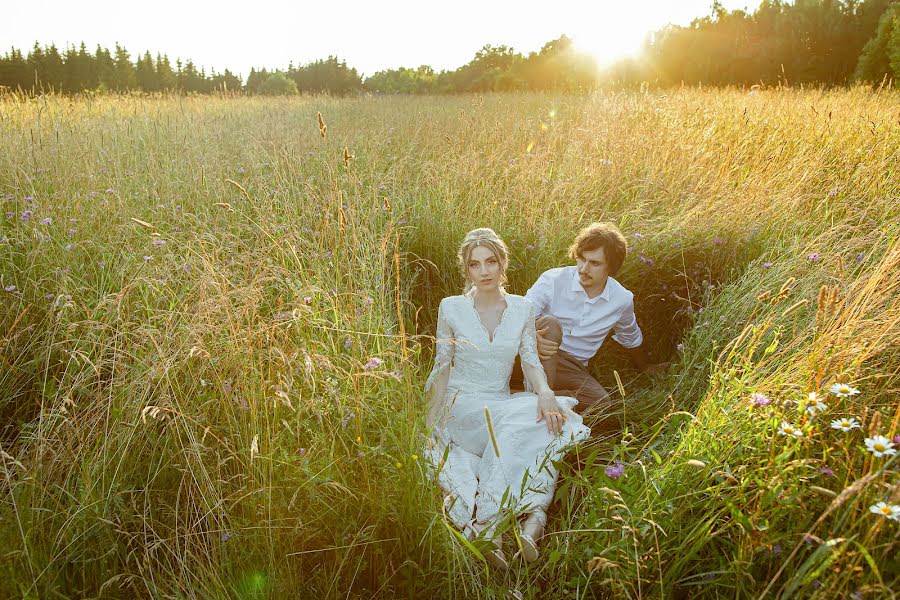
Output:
[610, 294, 644, 349]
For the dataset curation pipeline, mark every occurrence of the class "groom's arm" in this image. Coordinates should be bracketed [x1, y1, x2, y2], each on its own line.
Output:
[613, 296, 669, 375]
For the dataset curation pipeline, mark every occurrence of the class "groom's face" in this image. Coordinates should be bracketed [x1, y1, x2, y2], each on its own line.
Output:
[575, 247, 610, 293]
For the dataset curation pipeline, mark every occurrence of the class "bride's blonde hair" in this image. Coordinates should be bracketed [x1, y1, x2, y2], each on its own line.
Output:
[457, 228, 510, 293]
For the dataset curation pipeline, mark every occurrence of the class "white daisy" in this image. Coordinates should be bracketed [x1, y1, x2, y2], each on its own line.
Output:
[868, 502, 900, 522]
[830, 417, 860, 432]
[830, 382, 860, 398]
[778, 421, 803, 438]
[864, 435, 897, 458]
[801, 392, 827, 414]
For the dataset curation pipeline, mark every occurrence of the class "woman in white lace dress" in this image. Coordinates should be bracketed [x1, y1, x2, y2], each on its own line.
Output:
[424, 228, 590, 569]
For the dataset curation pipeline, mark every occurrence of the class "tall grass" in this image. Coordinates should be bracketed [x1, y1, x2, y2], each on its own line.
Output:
[0, 88, 897, 598]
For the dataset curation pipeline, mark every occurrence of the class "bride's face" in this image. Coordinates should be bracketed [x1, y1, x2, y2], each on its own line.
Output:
[467, 245, 502, 292]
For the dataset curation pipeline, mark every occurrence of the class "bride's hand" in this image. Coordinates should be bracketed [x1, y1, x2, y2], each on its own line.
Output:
[536, 390, 566, 435]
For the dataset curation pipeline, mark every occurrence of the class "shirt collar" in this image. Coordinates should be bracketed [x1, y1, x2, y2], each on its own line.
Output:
[570, 268, 611, 303]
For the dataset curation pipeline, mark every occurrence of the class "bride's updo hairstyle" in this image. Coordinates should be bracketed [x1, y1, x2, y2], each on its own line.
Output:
[457, 228, 510, 293]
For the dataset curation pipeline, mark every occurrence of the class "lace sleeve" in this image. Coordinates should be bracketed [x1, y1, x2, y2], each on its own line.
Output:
[518, 300, 544, 373]
[425, 299, 454, 393]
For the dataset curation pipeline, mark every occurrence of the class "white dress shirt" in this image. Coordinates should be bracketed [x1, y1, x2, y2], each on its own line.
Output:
[524, 266, 643, 364]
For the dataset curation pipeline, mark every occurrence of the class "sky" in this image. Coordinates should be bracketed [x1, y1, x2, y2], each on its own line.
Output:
[2, 0, 762, 78]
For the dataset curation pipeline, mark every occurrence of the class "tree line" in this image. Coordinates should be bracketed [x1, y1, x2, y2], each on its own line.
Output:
[1, 0, 898, 96]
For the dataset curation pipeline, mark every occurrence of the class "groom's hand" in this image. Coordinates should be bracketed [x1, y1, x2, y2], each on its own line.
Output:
[536, 328, 559, 360]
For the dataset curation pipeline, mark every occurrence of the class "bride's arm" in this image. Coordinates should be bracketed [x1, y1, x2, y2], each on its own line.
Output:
[519, 301, 566, 435]
[425, 299, 454, 431]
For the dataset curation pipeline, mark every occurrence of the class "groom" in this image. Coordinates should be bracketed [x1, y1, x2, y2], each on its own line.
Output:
[518, 222, 667, 421]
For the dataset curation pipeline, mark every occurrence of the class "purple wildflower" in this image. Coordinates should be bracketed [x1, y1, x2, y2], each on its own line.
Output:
[751, 393, 771, 407]
[104, 188, 115, 194]
[803, 534, 815, 545]
[67, 228, 76, 236]
[341, 413, 355, 428]
[713, 237, 725, 245]
[69, 218, 77, 223]
[605, 462, 625, 479]
[828, 188, 837, 198]
[143, 255, 152, 261]
[298, 447, 306, 455]
[343, 338, 352, 350]
[303, 296, 312, 305]
[4, 285, 16, 292]
[40, 217, 51, 225]
[639, 253, 654, 265]
[152, 239, 165, 246]
[599, 159, 613, 166]
[324, 251, 333, 259]
[855, 252, 865, 264]
[763, 262, 774, 268]
[807, 252, 820, 262]
[97, 261, 105, 268]
[222, 532, 233, 542]
[773, 544, 781, 557]
[364, 357, 383, 371]
[893, 434, 900, 445]
[850, 592, 863, 600]
[819, 466, 834, 477]
[64, 244, 72, 251]
[24, 196, 34, 203]
[46, 293, 54, 299]
[525, 244, 537, 251]
[813, 579, 821, 589]
[20, 210, 33, 221]
[5, 212, 13, 220]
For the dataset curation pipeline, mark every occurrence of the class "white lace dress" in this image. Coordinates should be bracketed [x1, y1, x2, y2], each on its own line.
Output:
[424, 291, 591, 529]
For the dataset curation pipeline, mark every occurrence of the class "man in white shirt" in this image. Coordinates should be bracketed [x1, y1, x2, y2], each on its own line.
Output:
[522, 222, 667, 418]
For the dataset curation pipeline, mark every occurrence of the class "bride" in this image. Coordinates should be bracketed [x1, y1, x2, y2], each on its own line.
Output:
[424, 228, 590, 569]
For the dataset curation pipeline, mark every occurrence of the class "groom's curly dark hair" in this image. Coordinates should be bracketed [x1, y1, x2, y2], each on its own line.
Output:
[568, 222, 628, 276]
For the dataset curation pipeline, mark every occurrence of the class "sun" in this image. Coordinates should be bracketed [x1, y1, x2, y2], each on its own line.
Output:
[568, 6, 657, 67]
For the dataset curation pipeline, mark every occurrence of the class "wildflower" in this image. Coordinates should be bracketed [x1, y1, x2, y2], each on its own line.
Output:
[67, 228, 76, 236]
[830, 417, 860, 432]
[778, 422, 803, 438]
[69, 218, 77, 223]
[363, 357, 383, 370]
[20, 210, 33, 221]
[222, 532, 233, 542]
[828, 188, 837, 198]
[894, 434, 900, 446]
[868, 501, 900, 521]
[64, 244, 72, 251]
[830, 382, 859, 397]
[773, 544, 781, 557]
[713, 237, 724, 245]
[97, 261, 105, 268]
[639, 253, 654, 265]
[143, 255, 152, 261]
[864, 435, 896, 457]
[599, 159, 613, 166]
[819, 466, 834, 476]
[856, 252, 865, 263]
[298, 448, 306, 456]
[341, 413, 355, 428]
[4, 285, 16, 292]
[105, 188, 115, 194]
[152, 239, 165, 246]
[525, 244, 537, 251]
[303, 296, 312, 305]
[850, 592, 863, 600]
[807, 252, 820, 261]
[802, 392, 827, 414]
[632, 233, 645, 239]
[803, 534, 816, 545]
[751, 393, 771, 407]
[762, 261, 774, 268]
[324, 251, 333, 259]
[676, 343, 684, 353]
[343, 338, 352, 350]
[24, 195, 34, 203]
[605, 462, 625, 479]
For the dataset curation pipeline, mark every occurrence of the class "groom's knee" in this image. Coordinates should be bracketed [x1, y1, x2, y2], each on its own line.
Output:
[536, 315, 562, 343]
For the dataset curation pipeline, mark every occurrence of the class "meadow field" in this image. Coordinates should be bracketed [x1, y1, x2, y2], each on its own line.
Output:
[0, 88, 898, 599]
